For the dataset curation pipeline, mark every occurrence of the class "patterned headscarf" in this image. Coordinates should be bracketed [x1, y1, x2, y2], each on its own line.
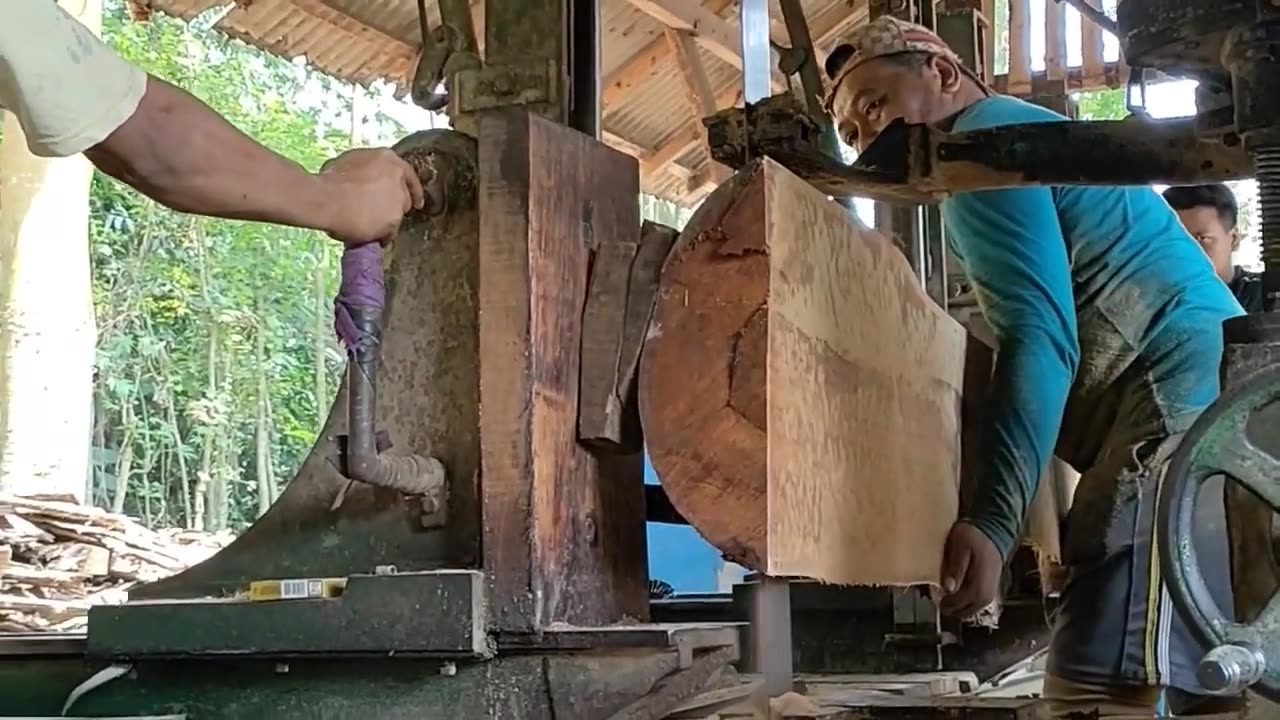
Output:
[821, 15, 992, 115]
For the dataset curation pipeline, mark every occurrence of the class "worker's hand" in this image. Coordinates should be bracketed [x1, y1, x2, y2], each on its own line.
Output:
[938, 521, 1003, 619]
[317, 148, 426, 246]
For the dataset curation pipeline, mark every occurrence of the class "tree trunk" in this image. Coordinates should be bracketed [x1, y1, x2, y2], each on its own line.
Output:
[312, 241, 328, 432]
[194, 222, 216, 531]
[0, 0, 104, 502]
[112, 398, 136, 514]
[91, 393, 107, 505]
[210, 351, 232, 531]
[163, 373, 193, 529]
[255, 293, 273, 517]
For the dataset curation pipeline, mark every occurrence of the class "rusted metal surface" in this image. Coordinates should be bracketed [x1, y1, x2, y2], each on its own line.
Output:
[706, 94, 1253, 204]
[88, 571, 491, 659]
[129, 129, 481, 600]
[409, 0, 482, 111]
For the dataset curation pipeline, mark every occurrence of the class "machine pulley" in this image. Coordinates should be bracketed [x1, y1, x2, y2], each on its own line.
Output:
[1160, 363, 1280, 701]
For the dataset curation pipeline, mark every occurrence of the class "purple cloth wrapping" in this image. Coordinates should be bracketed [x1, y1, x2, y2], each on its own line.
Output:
[334, 242, 386, 352]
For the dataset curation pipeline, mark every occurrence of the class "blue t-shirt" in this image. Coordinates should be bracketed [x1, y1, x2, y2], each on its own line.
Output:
[940, 95, 1242, 557]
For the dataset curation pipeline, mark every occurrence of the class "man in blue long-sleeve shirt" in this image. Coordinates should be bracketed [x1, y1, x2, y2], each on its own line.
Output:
[823, 16, 1244, 717]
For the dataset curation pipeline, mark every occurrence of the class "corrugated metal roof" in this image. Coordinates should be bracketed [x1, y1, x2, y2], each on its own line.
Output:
[138, 0, 868, 206]
[137, 0, 1125, 205]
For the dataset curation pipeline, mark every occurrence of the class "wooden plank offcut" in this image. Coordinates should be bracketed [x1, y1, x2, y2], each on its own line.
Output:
[478, 111, 649, 631]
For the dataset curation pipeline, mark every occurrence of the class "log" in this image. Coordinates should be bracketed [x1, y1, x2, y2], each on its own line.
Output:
[640, 159, 966, 586]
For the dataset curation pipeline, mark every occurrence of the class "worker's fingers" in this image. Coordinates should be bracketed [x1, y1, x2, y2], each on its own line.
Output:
[402, 159, 426, 211]
[939, 536, 970, 596]
[939, 582, 980, 619]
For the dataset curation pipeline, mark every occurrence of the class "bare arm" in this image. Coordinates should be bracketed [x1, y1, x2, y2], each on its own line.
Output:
[85, 75, 342, 233]
[0, 1, 420, 245]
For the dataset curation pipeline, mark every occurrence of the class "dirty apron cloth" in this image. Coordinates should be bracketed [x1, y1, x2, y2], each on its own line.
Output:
[1047, 308, 1236, 696]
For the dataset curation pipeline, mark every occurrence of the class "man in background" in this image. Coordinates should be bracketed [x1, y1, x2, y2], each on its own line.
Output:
[1164, 184, 1263, 312]
[2, 1, 423, 246]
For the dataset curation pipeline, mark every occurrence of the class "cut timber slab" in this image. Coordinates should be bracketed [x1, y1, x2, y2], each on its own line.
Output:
[640, 159, 964, 586]
[478, 111, 648, 631]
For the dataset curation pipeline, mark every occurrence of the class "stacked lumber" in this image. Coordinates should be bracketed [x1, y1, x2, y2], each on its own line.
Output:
[0, 493, 232, 632]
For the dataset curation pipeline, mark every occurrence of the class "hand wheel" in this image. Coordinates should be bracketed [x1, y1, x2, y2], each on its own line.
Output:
[1160, 363, 1280, 701]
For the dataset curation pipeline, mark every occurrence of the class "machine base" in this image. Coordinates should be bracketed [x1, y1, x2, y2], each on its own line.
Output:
[2, 623, 743, 718]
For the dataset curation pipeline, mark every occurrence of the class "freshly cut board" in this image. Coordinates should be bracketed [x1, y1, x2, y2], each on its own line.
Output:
[640, 159, 967, 586]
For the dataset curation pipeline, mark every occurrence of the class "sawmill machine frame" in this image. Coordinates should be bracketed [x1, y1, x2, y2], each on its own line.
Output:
[1, 0, 1042, 716]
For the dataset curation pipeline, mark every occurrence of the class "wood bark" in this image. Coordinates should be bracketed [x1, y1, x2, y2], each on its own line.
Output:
[641, 159, 969, 586]
[0, 0, 104, 501]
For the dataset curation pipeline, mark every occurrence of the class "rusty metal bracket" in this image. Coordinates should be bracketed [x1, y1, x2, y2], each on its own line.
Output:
[451, 61, 559, 115]
[410, 0, 482, 112]
[705, 93, 1254, 205]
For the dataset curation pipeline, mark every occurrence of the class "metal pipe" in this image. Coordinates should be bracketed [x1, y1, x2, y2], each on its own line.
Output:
[776, 0, 853, 211]
[568, 0, 601, 136]
[344, 306, 446, 498]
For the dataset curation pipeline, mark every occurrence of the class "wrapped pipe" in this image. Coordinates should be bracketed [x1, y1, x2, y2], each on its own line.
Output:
[335, 242, 446, 497]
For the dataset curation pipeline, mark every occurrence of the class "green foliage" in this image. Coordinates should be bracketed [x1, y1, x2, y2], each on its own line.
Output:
[36, 1, 413, 530]
[1075, 88, 1129, 120]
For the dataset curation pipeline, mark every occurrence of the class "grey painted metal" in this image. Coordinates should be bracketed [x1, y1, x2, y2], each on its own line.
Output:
[1198, 643, 1267, 695]
[747, 574, 794, 696]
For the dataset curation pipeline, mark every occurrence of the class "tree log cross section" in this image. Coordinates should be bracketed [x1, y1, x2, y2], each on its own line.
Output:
[640, 159, 967, 587]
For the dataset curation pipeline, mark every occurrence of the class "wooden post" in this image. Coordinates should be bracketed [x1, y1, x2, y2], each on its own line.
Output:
[1080, 0, 1106, 87]
[1007, 0, 1032, 95]
[0, 0, 104, 501]
[478, 110, 649, 631]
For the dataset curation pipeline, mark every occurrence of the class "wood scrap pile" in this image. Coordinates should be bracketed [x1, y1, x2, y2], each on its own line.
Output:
[0, 493, 233, 632]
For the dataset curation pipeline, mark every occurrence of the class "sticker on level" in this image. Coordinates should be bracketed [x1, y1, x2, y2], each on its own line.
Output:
[247, 577, 347, 601]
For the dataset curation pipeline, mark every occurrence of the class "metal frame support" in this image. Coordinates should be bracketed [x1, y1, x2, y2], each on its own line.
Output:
[568, 0, 601, 136]
[746, 573, 795, 696]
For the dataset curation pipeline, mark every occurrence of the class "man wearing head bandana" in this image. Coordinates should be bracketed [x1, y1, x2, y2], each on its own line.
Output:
[823, 16, 1244, 717]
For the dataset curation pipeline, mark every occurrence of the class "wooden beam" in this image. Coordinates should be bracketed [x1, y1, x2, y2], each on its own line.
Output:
[290, 0, 418, 67]
[666, 28, 719, 117]
[1080, 0, 1106, 85]
[640, 127, 703, 178]
[603, 129, 705, 184]
[604, 0, 735, 110]
[624, 0, 745, 68]
[1008, 0, 1032, 94]
[640, 84, 742, 179]
[1045, 0, 1067, 82]
[603, 0, 859, 113]
[601, 130, 648, 159]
